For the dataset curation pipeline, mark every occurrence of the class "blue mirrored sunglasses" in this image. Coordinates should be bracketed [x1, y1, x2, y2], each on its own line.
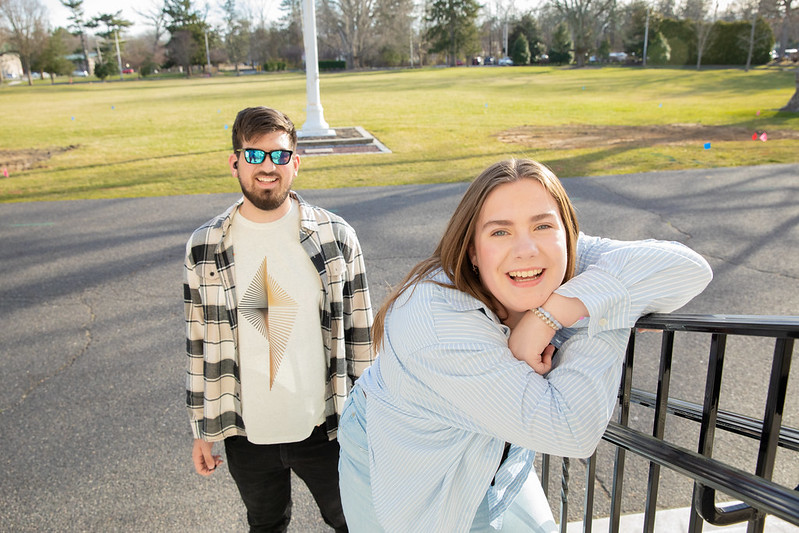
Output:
[236, 148, 293, 165]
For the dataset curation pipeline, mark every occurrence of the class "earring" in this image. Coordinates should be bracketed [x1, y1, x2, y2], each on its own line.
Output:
[472, 264, 478, 273]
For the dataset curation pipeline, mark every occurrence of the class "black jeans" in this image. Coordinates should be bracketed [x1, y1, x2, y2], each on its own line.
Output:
[224, 425, 348, 533]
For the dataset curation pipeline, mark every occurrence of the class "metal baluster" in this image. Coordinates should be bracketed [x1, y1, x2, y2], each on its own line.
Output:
[643, 331, 675, 532]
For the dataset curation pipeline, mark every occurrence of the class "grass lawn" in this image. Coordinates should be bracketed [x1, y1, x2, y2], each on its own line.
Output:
[1, 65, 797, 202]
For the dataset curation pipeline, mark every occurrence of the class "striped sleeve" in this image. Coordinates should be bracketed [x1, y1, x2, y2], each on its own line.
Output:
[340, 226, 375, 378]
[555, 233, 712, 337]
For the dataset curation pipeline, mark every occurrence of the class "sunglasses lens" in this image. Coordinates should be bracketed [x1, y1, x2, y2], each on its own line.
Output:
[244, 149, 266, 164]
[272, 150, 292, 165]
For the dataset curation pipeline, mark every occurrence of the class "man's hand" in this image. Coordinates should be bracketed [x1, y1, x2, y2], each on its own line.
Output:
[192, 439, 223, 476]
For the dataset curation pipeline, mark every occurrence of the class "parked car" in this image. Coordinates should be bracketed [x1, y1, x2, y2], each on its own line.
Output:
[498, 57, 514, 66]
[122, 68, 134, 74]
[72, 70, 89, 77]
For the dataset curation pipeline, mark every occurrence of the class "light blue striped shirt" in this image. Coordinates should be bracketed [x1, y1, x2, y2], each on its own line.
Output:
[356, 233, 712, 532]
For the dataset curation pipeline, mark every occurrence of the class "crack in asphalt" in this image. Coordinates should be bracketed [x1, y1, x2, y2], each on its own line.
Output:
[589, 181, 799, 281]
[0, 294, 95, 414]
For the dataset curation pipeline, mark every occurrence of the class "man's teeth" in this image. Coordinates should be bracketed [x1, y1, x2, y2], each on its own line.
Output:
[508, 269, 543, 280]
[257, 177, 277, 182]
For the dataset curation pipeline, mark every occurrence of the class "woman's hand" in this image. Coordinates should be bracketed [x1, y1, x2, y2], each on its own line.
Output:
[508, 294, 589, 374]
[508, 311, 557, 373]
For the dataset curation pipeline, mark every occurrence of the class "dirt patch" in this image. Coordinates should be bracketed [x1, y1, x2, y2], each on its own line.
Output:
[0, 145, 78, 173]
[494, 124, 799, 150]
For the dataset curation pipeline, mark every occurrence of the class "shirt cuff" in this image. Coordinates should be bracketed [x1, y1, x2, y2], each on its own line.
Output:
[554, 265, 633, 337]
[190, 418, 202, 440]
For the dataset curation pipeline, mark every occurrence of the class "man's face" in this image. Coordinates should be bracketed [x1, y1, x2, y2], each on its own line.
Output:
[229, 130, 300, 222]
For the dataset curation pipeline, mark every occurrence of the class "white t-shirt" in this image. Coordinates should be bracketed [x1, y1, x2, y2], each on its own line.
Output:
[231, 200, 327, 444]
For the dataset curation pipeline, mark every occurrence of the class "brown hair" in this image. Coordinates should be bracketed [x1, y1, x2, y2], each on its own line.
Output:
[231, 107, 297, 151]
[372, 159, 580, 350]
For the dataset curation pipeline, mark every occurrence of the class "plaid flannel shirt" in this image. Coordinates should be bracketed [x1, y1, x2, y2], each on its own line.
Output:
[184, 193, 374, 441]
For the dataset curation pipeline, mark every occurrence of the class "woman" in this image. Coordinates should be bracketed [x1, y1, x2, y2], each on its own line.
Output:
[338, 159, 712, 532]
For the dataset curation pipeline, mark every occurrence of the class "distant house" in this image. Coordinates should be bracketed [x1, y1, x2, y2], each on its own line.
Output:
[66, 52, 97, 76]
[1, 52, 23, 80]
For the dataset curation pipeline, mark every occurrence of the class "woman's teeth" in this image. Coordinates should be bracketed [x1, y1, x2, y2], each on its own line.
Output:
[508, 269, 542, 281]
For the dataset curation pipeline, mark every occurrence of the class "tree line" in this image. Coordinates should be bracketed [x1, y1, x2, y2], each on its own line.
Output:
[0, 0, 796, 85]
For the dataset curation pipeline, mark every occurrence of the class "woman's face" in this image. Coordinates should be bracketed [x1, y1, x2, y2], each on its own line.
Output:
[469, 179, 568, 327]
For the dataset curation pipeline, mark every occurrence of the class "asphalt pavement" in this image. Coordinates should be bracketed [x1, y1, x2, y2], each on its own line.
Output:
[1, 163, 797, 532]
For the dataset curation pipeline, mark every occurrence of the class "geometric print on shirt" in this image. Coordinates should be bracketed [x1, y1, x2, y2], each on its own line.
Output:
[238, 258, 298, 389]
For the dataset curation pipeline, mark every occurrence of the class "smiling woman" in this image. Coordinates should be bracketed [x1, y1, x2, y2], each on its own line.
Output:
[336, 158, 713, 532]
[469, 179, 571, 330]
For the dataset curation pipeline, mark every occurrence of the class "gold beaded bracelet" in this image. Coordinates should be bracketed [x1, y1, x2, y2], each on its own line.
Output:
[532, 307, 562, 331]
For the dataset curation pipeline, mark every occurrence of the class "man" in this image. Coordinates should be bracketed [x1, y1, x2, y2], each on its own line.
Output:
[184, 106, 374, 532]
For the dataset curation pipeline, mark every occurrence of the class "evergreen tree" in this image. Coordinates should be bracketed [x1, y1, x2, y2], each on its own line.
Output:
[510, 12, 543, 62]
[35, 28, 76, 83]
[86, 11, 132, 79]
[548, 22, 572, 64]
[425, 0, 481, 66]
[162, 0, 208, 76]
[647, 30, 670, 63]
[510, 34, 530, 65]
[60, 0, 91, 73]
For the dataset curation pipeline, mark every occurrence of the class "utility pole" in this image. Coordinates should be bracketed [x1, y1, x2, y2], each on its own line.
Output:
[115, 30, 123, 80]
[642, 9, 650, 67]
[204, 31, 211, 74]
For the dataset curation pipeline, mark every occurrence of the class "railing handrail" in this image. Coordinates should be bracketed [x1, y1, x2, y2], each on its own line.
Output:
[542, 313, 799, 532]
[603, 423, 799, 525]
[636, 313, 799, 338]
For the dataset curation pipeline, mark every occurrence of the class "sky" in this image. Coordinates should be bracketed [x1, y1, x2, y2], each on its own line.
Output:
[43, 0, 162, 34]
[42, 0, 543, 37]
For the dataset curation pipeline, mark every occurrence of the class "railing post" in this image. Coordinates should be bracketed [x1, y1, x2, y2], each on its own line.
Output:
[689, 332, 727, 533]
[583, 452, 596, 533]
[609, 330, 637, 533]
[747, 337, 794, 533]
[643, 330, 675, 532]
[559, 457, 570, 533]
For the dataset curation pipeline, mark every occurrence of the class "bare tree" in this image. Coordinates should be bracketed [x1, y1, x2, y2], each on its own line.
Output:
[769, 0, 795, 60]
[135, 0, 167, 55]
[0, 0, 48, 85]
[221, 0, 249, 74]
[372, 0, 415, 65]
[744, 0, 759, 70]
[321, 0, 377, 68]
[550, 0, 616, 67]
[781, 67, 799, 111]
[683, 0, 718, 69]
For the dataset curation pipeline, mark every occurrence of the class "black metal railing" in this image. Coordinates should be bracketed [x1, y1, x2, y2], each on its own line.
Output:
[540, 313, 799, 533]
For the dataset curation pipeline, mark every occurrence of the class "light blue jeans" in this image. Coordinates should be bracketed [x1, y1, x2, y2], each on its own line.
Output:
[338, 383, 558, 532]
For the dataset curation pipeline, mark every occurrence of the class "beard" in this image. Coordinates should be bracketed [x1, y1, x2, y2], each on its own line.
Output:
[238, 173, 292, 212]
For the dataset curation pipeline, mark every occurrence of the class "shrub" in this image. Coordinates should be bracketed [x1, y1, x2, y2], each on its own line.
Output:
[264, 60, 287, 71]
[318, 60, 346, 70]
[94, 61, 119, 80]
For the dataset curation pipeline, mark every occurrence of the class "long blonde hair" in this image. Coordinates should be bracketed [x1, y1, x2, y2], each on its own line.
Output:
[372, 159, 580, 350]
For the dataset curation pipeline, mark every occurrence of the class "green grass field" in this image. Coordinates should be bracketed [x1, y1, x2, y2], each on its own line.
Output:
[1, 66, 797, 202]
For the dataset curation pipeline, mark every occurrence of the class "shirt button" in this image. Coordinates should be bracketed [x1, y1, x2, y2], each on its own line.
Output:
[599, 318, 608, 327]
